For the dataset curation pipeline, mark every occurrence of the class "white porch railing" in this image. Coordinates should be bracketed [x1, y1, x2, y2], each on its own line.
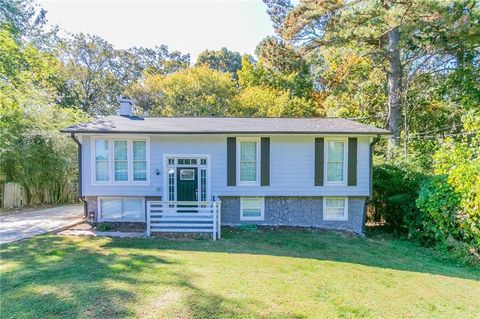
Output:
[147, 199, 221, 240]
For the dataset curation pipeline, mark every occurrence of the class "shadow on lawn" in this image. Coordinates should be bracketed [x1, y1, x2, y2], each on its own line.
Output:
[103, 227, 480, 281]
[0, 235, 303, 319]
[0, 237, 168, 318]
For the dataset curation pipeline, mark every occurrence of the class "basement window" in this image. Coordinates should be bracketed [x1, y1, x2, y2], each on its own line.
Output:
[240, 197, 264, 221]
[99, 197, 144, 222]
[323, 197, 348, 221]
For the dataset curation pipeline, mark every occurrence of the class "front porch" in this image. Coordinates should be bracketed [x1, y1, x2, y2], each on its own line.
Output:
[147, 199, 222, 240]
[147, 154, 221, 240]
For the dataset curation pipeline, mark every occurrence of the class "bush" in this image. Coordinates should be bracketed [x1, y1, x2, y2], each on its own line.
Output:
[369, 162, 426, 231]
[415, 112, 480, 263]
[97, 223, 113, 231]
[413, 175, 461, 244]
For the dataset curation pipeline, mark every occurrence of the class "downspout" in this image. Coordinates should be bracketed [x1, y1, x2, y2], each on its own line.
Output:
[70, 133, 88, 219]
[363, 135, 381, 234]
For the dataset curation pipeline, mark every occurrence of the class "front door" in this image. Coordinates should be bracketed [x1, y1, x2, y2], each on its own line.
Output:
[177, 167, 198, 202]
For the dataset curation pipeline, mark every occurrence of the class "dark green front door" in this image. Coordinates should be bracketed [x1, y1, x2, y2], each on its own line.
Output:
[177, 167, 198, 202]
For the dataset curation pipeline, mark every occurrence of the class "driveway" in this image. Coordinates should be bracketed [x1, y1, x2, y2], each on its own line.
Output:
[0, 205, 84, 244]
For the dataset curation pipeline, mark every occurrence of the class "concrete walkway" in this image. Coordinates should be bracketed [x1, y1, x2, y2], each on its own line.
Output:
[58, 229, 146, 238]
[0, 205, 84, 244]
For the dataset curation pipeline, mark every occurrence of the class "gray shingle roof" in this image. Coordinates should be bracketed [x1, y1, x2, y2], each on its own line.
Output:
[61, 116, 390, 135]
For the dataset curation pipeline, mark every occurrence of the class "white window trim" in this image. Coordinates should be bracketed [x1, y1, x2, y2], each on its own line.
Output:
[324, 137, 348, 186]
[323, 197, 348, 221]
[91, 136, 150, 186]
[240, 196, 265, 221]
[162, 154, 211, 202]
[236, 137, 261, 186]
[98, 197, 145, 222]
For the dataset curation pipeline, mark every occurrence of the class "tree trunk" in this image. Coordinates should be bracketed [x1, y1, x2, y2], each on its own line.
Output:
[386, 27, 402, 154]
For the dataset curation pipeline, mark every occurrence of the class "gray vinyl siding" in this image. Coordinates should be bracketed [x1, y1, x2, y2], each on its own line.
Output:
[80, 134, 372, 197]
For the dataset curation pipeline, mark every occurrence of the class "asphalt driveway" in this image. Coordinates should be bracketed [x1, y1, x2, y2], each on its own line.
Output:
[0, 205, 84, 244]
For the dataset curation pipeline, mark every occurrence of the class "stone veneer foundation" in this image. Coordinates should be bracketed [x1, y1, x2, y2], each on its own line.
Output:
[219, 196, 366, 234]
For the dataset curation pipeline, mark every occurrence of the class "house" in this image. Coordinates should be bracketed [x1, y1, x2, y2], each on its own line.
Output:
[61, 99, 389, 239]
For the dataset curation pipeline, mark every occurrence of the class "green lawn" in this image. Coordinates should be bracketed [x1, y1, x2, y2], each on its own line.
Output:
[1, 228, 479, 319]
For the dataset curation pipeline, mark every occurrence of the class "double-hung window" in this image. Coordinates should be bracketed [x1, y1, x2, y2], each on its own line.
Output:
[95, 140, 110, 181]
[323, 197, 348, 221]
[237, 137, 260, 185]
[114, 141, 128, 181]
[240, 197, 264, 221]
[133, 141, 147, 181]
[325, 139, 347, 185]
[93, 138, 149, 184]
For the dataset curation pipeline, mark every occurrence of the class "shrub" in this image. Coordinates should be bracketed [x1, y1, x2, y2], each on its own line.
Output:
[414, 175, 461, 244]
[369, 162, 426, 231]
[97, 223, 113, 231]
[415, 112, 480, 262]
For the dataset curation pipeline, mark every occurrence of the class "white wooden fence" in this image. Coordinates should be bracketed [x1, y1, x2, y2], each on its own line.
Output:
[147, 200, 222, 240]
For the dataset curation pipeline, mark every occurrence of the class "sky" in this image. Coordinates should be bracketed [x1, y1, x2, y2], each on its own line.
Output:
[38, 0, 276, 62]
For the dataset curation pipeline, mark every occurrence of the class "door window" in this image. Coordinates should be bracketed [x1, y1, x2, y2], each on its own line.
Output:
[180, 169, 195, 180]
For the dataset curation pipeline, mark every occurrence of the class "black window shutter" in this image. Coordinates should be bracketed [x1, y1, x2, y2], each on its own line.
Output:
[227, 137, 236, 186]
[348, 138, 358, 186]
[314, 138, 324, 186]
[261, 137, 270, 186]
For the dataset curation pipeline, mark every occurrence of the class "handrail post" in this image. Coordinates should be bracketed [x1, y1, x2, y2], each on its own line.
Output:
[146, 202, 151, 237]
[212, 202, 217, 241]
[217, 199, 221, 239]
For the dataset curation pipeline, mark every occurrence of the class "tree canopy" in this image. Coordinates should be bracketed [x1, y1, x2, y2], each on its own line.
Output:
[128, 66, 238, 116]
[195, 47, 242, 78]
[265, 0, 480, 150]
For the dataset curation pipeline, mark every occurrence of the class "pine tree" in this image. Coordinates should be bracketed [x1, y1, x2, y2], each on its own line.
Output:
[264, 0, 480, 152]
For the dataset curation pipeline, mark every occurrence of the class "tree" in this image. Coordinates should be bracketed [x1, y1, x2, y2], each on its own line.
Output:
[314, 48, 386, 126]
[56, 33, 125, 115]
[265, 0, 480, 152]
[195, 47, 242, 78]
[237, 54, 313, 98]
[128, 45, 190, 76]
[234, 86, 316, 117]
[56, 34, 191, 116]
[255, 36, 307, 75]
[0, 27, 90, 204]
[127, 66, 238, 116]
[0, 0, 55, 47]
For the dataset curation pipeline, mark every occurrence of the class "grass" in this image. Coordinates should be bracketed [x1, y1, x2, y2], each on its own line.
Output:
[1, 228, 479, 319]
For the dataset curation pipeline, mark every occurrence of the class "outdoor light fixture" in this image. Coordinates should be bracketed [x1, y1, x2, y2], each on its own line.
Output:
[155, 169, 160, 175]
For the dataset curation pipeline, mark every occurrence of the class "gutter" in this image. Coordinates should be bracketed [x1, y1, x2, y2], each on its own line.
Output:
[363, 135, 381, 233]
[369, 135, 381, 198]
[70, 133, 88, 219]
